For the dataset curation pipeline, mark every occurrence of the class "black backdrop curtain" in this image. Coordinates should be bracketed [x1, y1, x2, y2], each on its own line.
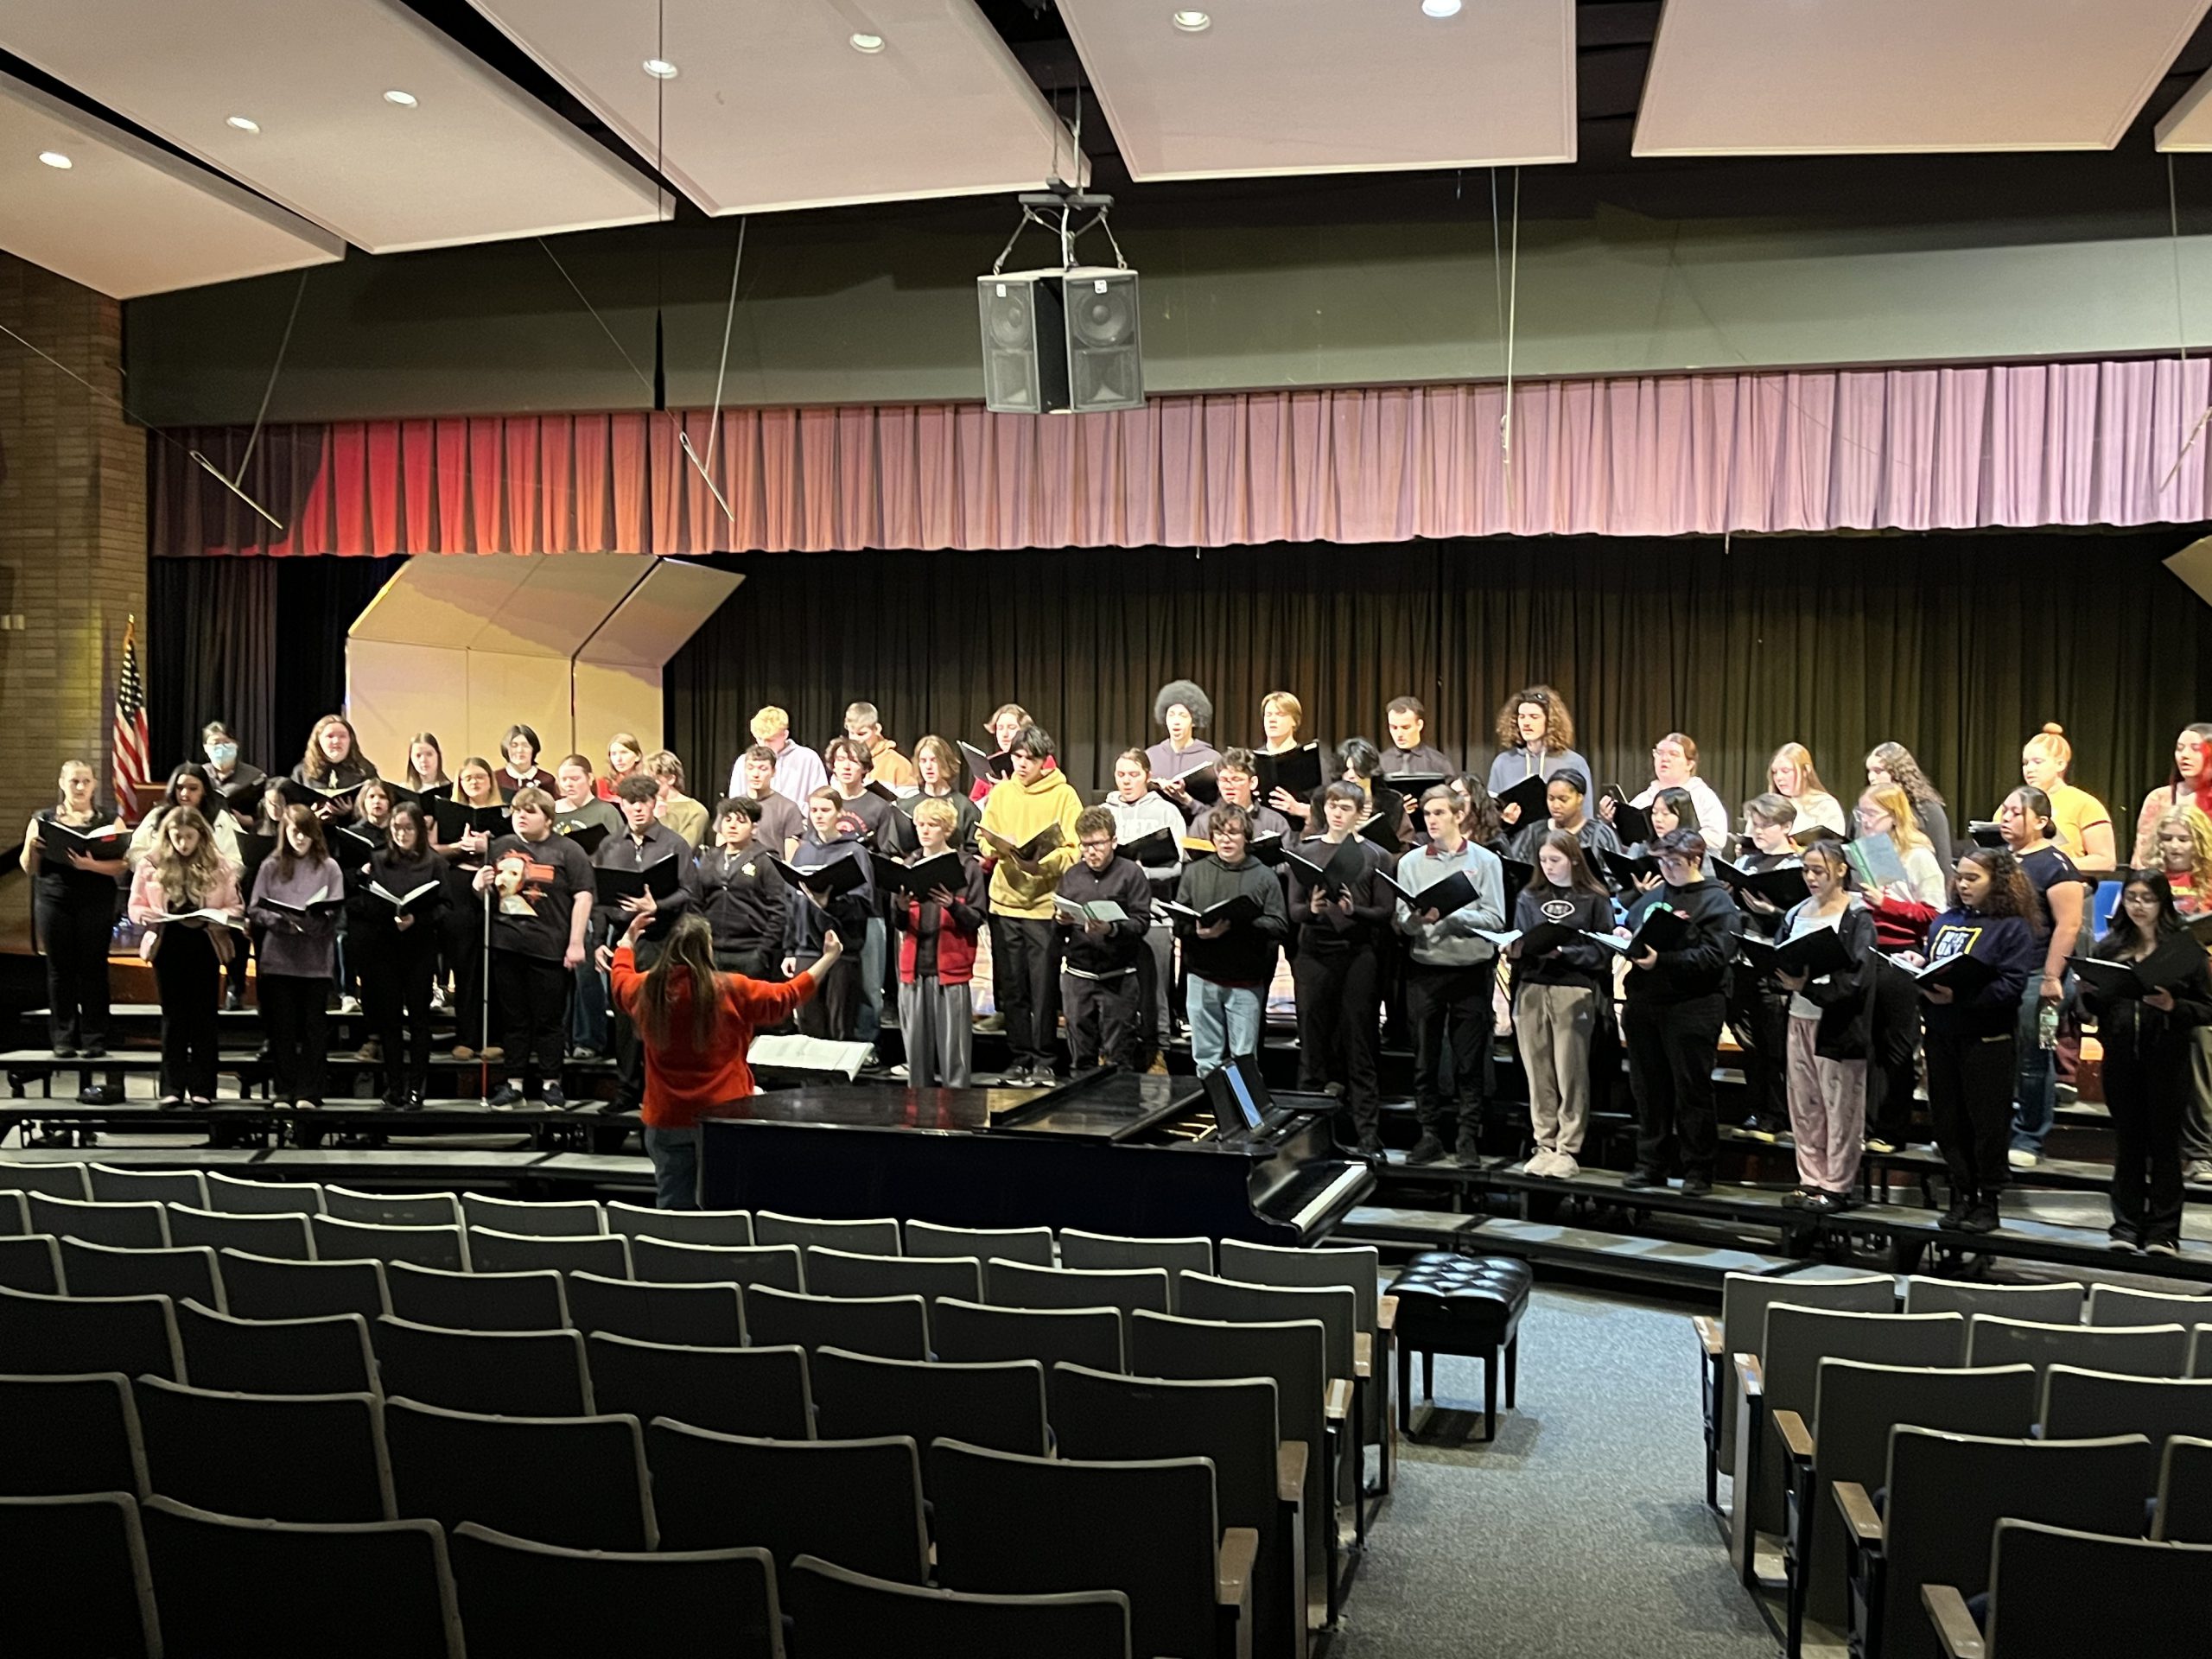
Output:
[665, 528, 2212, 830]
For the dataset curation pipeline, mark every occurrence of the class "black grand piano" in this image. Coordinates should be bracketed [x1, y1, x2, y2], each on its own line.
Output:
[697, 1061, 1376, 1245]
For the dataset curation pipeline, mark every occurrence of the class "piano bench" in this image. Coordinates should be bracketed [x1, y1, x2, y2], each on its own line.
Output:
[1387, 1253, 1533, 1443]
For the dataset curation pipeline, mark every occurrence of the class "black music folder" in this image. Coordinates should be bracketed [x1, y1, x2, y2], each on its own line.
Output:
[594, 859, 684, 906]
[1492, 772, 1551, 827]
[1254, 743, 1324, 803]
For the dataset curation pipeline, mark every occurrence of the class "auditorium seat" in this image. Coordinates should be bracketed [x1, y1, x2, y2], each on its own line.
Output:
[0, 1158, 91, 1202]
[810, 1346, 1048, 1456]
[2155, 1436, 2212, 1542]
[384, 1396, 656, 1552]
[175, 1300, 376, 1396]
[1058, 1227, 1214, 1294]
[458, 1192, 604, 1236]
[564, 1272, 745, 1348]
[1964, 1315, 2190, 1378]
[0, 1191, 26, 1236]
[753, 1211, 901, 1255]
[2085, 1283, 2212, 1328]
[986, 1257, 1171, 1321]
[745, 1285, 930, 1361]
[164, 1202, 314, 1262]
[931, 1297, 1124, 1378]
[372, 1317, 592, 1417]
[786, 1554, 1130, 1659]
[322, 1185, 465, 1229]
[2194, 1325, 2212, 1378]
[58, 1238, 225, 1313]
[29, 1193, 168, 1249]
[0, 1491, 161, 1659]
[310, 1215, 469, 1272]
[0, 1284, 183, 1381]
[133, 1376, 394, 1522]
[0, 1234, 62, 1294]
[2039, 1365, 2212, 1444]
[802, 1245, 981, 1306]
[142, 1494, 466, 1658]
[86, 1164, 208, 1209]
[645, 1421, 927, 1580]
[904, 1219, 1053, 1267]
[204, 1171, 326, 1217]
[604, 1200, 754, 1247]
[586, 1332, 812, 1440]
[930, 1437, 1251, 1659]
[218, 1249, 390, 1322]
[0, 1370, 149, 1498]
[385, 1261, 569, 1334]
[465, 1226, 630, 1279]
[628, 1236, 803, 1292]
[451, 1523, 785, 1659]
[1922, 1518, 2212, 1659]
[1901, 1275, 2085, 1323]
[1221, 1237, 1390, 1484]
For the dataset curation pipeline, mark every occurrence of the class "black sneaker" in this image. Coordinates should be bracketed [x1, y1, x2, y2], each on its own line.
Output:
[52, 1043, 76, 1059]
[1680, 1173, 1714, 1198]
[225, 988, 245, 1012]
[1959, 1199, 1999, 1235]
[1937, 1199, 1971, 1230]
[82, 1043, 105, 1060]
[2107, 1229, 2142, 1253]
[1356, 1129, 1386, 1159]
[542, 1084, 568, 1111]
[1453, 1128, 1484, 1166]
[1405, 1133, 1447, 1166]
[1620, 1167, 1668, 1192]
[2145, 1237, 2182, 1257]
[487, 1083, 524, 1109]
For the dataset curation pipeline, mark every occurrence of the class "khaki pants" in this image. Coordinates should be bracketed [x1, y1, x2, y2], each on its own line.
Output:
[1514, 981, 1599, 1155]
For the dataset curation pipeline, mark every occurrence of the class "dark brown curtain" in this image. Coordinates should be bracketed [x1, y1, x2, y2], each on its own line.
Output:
[665, 528, 2212, 827]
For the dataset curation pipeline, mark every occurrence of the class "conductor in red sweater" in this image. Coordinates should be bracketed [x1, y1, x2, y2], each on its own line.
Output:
[610, 911, 842, 1209]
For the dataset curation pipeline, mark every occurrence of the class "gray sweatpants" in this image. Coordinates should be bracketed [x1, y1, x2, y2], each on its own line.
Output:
[899, 977, 973, 1088]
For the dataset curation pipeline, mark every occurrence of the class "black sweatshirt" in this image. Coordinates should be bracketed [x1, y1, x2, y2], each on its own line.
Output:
[1287, 836, 1394, 951]
[1510, 884, 1615, 990]
[696, 843, 790, 962]
[1622, 878, 1740, 1003]
[1058, 855, 1154, 976]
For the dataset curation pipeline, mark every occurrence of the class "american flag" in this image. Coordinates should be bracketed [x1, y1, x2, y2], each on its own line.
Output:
[111, 616, 151, 825]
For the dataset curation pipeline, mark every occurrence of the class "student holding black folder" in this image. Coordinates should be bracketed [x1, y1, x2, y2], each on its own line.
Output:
[474, 788, 595, 1109]
[1507, 768, 1619, 863]
[1103, 748, 1187, 1066]
[735, 745, 809, 858]
[355, 803, 448, 1109]
[1146, 682, 1221, 813]
[2078, 871, 2212, 1254]
[1172, 804, 1288, 1077]
[595, 773, 701, 1112]
[1903, 847, 2041, 1232]
[1393, 786, 1507, 1165]
[897, 736, 981, 855]
[696, 798, 789, 978]
[432, 756, 508, 1061]
[1256, 691, 1323, 823]
[291, 715, 376, 825]
[555, 754, 623, 1059]
[1726, 793, 1801, 1142]
[892, 798, 988, 1086]
[200, 720, 266, 823]
[1773, 841, 1877, 1209]
[21, 759, 129, 1058]
[1503, 831, 1616, 1179]
[1486, 686, 1592, 825]
[977, 727, 1085, 1085]
[1056, 808, 1153, 1071]
[1289, 782, 1393, 1152]
[127, 765, 242, 869]
[404, 732, 454, 798]
[127, 806, 242, 1108]
[783, 790, 876, 1042]
[1192, 750, 1293, 845]
[247, 806, 346, 1112]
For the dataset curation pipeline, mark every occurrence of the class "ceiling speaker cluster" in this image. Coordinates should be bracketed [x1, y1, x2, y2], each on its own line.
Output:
[978, 181, 1143, 416]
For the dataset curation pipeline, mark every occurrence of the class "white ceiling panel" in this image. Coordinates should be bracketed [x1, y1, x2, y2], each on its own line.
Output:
[467, 0, 1084, 217]
[0, 73, 341, 299]
[2158, 66, 2212, 149]
[1637, 0, 2209, 156]
[1055, 0, 1575, 182]
[0, 0, 665, 254]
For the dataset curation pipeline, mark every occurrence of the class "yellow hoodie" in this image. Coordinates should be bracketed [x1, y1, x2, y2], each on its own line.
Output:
[977, 767, 1084, 918]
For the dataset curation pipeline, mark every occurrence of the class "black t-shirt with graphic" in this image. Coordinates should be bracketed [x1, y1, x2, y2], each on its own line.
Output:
[483, 832, 594, 960]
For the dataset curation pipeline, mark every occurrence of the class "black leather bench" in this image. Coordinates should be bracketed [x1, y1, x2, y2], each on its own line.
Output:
[1386, 1253, 1532, 1440]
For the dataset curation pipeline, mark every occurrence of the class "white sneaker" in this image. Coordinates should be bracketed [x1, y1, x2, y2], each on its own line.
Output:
[1524, 1151, 1561, 1178]
[430, 985, 449, 1012]
[1550, 1152, 1580, 1179]
[2007, 1147, 2040, 1170]
[338, 995, 362, 1014]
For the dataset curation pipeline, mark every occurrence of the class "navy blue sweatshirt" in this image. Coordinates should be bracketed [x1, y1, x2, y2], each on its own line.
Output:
[1918, 906, 2038, 1039]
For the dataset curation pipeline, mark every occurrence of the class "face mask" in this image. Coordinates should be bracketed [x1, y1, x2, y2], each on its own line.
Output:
[207, 743, 238, 768]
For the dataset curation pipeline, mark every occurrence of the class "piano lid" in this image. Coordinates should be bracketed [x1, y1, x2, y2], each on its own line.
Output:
[734, 1070, 1211, 1144]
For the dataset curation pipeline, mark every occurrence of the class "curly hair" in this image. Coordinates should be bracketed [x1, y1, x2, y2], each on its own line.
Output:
[1865, 741, 1945, 807]
[2154, 804, 2212, 900]
[1957, 846, 2038, 923]
[1493, 685, 1575, 755]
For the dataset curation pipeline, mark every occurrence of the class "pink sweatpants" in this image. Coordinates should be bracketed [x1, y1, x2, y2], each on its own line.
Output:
[1787, 1014, 1867, 1193]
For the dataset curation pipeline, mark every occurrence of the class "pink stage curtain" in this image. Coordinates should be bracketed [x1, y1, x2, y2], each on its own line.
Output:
[151, 355, 2212, 556]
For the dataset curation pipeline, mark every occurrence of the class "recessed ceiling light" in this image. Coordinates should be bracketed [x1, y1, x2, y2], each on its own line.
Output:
[1172, 10, 1211, 31]
[1422, 0, 1463, 15]
[36, 150, 71, 169]
[642, 58, 679, 79]
[849, 32, 885, 53]
[383, 89, 417, 107]
[226, 115, 260, 133]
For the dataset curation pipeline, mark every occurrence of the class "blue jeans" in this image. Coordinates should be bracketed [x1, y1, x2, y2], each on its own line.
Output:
[569, 942, 608, 1054]
[2010, 969, 2075, 1154]
[1187, 978, 1262, 1075]
[645, 1127, 700, 1210]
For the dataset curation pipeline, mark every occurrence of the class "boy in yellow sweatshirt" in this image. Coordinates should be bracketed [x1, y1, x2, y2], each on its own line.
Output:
[977, 725, 1084, 1084]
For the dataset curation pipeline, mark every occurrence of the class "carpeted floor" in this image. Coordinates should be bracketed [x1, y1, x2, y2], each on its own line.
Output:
[1336, 1284, 1780, 1659]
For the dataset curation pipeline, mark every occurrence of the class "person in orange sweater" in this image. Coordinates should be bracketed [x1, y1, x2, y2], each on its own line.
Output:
[610, 911, 842, 1209]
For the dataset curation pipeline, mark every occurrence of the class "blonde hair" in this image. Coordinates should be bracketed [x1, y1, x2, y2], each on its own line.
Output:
[1769, 742, 1827, 801]
[749, 707, 790, 741]
[152, 806, 224, 906]
[2155, 804, 2212, 895]
[1261, 691, 1303, 732]
[912, 798, 959, 833]
[2023, 721, 2073, 776]
[1859, 784, 1929, 857]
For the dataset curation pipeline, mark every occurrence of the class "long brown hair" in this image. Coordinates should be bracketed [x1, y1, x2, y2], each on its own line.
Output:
[151, 806, 224, 906]
[300, 714, 372, 784]
[1533, 830, 1608, 896]
[1957, 846, 2039, 924]
[1493, 684, 1576, 755]
[637, 914, 724, 1051]
[271, 804, 331, 880]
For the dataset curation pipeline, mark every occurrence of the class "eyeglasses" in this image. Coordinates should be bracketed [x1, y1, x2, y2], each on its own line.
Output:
[1078, 839, 1115, 852]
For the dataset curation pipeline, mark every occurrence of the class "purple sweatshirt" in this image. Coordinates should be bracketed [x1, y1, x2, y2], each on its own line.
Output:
[249, 855, 345, 979]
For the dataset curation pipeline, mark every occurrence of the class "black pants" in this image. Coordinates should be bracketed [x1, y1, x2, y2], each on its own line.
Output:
[795, 953, 859, 1041]
[152, 926, 222, 1099]
[1406, 960, 1491, 1136]
[1294, 944, 1382, 1135]
[1925, 1027, 2014, 1205]
[1865, 963, 1923, 1141]
[2104, 1038, 2190, 1244]
[991, 915, 1063, 1069]
[1064, 971, 1141, 1069]
[365, 927, 439, 1094]
[1624, 992, 1726, 1179]
[36, 893, 112, 1050]
[441, 885, 492, 1052]
[493, 951, 569, 1089]
[1727, 974, 1789, 1126]
[260, 974, 330, 1105]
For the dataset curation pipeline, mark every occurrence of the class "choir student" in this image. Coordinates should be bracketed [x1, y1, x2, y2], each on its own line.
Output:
[203, 721, 270, 1012]
[357, 802, 446, 1109]
[784, 791, 874, 1043]
[336, 778, 395, 1034]
[977, 726, 1084, 1085]
[1768, 743, 1847, 836]
[497, 723, 557, 794]
[247, 806, 343, 1112]
[404, 732, 453, 798]
[553, 756, 621, 840]
[1258, 691, 1314, 823]
[1394, 786, 1506, 1166]
[729, 705, 826, 806]
[596, 772, 702, 1119]
[645, 751, 709, 849]
[22, 759, 127, 1058]
[551, 755, 620, 1058]
[697, 798, 788, 977]
[1102, 747, 1187, 1068]
[128, 765, 242, 868]
[1607, 732, 1730, 849]
[971, 703, 1042, 804]
[433, 756, 506, 1062]
[2155, 804, 2212, 915]
[2081, 870, 2211, 1255]
[825, 735, 896, 1054]
[844, 702, 920, 789]
[893, 735, 982, 855]
[613, 912, 833, 1208]
[735, 745, 808, 857]
[126, 805, 241, 1108]
[893, 797, 988, 1087]
[1507, 831, 1615, 1179]
[1508, 768, 1619, 861]
[1290, 782, 1394, 1153]
[1379, 696, 1451, 779]
[200, 719, 266, 817]
[1488, 685, 1592, 832]
[474, 787, 594, 1109]
[1338, 737, 1412, 852]
[1727, 793, 1799, 1141]
[1998, 785, 2085, 1168]
[1775, 839, 1877, 1211]
[598, 732, 645, 803]
[1443, 773, 1508, 856]
[2131, 722, 2212, 867]
[2018, 723, 2115, 871]
[1057, 808, 1153, 1071]
[1854, 784, 1948, 1154]
[1174, 803, 1289, 1077]
[1618, 829, 1742, 1197]
[1909, 847, 2039, 1233]
[1147, 681, 1220, 804]
[1864, 741, 1954, 862]
[293, 715, 374, 823]
[1192, 749, 1293, 844]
